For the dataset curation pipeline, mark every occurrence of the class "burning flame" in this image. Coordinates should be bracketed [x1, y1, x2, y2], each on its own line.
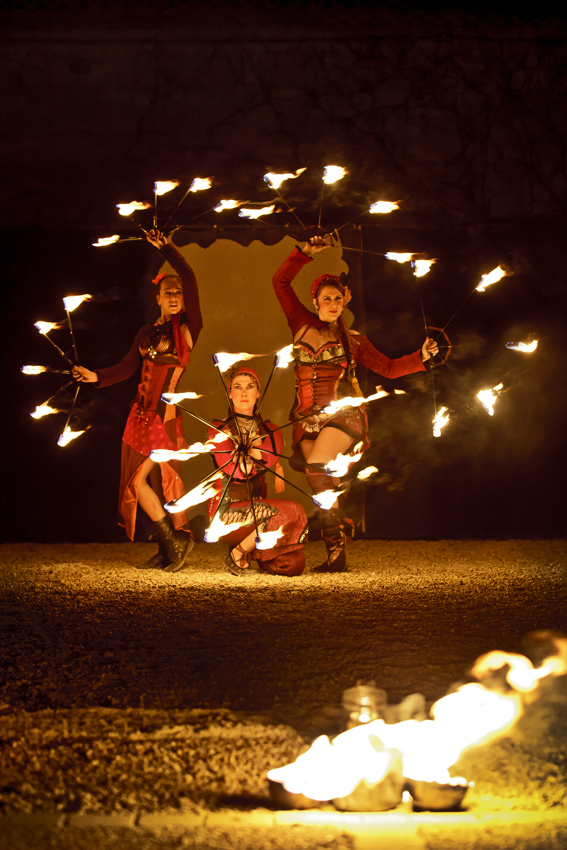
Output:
[312, 489, 341, 510]
[154, 181, 179, 195]
[275, 344, 294, 369]
[263, 168, 306, 190]
[385, 252, 413, 264]
[413, 259, 436, 278]
[323, 166, 347, 185]
[214, 199, 242, 212]
[256, 525, 284, 550]
[476, 266, 508, 292]
[369, 201, 399, 214]
[63, 294, 92, 313]
[35, 321, 63, 335]
[238, 205, 276, 219]
[204, 513, 247, 543]
[58, 426, 86, 446]
[161, 391, 203, 405]
[189, 177, 213, 193]
[116, 202, 151, 216]
[506, 340, 538, 353]
[357, 466, 379, 480]
[477, 382, 504, 416]
[165, 472, 222, 513]
[150, 434, 226, 462]
[323, 387, 389, 416]
[268, 641, 567, 798]
[92, 235, 120, 247]
[433, 406, 449, 438]
[22, 365, 47, 375]
[31, 404, 59, 419]
[214, 351, 262, 372]
[325, 443, 364, 477]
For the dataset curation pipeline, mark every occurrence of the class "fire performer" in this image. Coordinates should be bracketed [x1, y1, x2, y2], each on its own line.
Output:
[272, 236, 438, 573]
[72, 230, 202, 571]
[208, 366, 308, 577]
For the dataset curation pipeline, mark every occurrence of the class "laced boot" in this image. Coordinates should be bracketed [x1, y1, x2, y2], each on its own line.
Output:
[314, 509, 352, 573]
[152, 516, 194, 572]
[137, 538, 169, 570]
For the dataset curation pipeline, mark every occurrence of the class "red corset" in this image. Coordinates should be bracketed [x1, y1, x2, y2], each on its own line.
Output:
[292, 339, 353, 416]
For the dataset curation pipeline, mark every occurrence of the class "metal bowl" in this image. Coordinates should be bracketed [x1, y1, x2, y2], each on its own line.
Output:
[406, 778, 471, 811]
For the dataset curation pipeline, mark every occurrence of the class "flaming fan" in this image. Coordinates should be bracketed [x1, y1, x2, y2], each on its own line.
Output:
[25, 297, 92, 446]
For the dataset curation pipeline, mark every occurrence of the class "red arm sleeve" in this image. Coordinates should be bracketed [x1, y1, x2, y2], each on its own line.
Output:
[354, 334, 426, 379]
[95, 325, 151, 388]
[160, 242, 203, 347]
[272, 247, 322, 335]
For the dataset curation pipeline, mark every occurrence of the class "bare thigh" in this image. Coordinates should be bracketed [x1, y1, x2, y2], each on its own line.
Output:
[299, 427, 355, 466]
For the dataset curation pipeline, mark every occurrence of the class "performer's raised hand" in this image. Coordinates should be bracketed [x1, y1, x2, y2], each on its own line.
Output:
[421, 336, 439, 361]
[302, 236, 330, 256]
[146, 229, 168, 250]
[73, 365, 98, 383]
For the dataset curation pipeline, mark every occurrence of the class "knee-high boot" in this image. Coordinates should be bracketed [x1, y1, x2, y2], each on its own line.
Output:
[152, 515, 194, 572]
[306, 467, 350, 573]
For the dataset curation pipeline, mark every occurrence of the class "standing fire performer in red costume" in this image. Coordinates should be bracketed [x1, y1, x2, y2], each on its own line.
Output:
[73, 230, 202, 571]
[207, 366, 308, 577]
[272, 236, 438, 573]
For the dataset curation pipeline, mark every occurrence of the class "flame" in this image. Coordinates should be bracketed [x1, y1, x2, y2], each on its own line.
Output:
[263, 168, 306, 190]
[161, 391, 203, 405]
[325, 446, 364, 477]
[63, 294, 92, 313]
[476, 265, 508, 292]
[357, 466, 379, 480]
[477, 382, 504, 416]
[392, 389, 406, 395]
[35, 321, 63, 335]
[213, 351, 262, 372]
[433, 406, 449, 438]
[312, 488, 341, 510]
[165, 472, 222, 513]
[275, 344, 294, 369]
[506, 340, 538, 353]
[238, 205, 276, 219]
[323, 387, 389, 416]
[385, 252, 413, 264]
[204, 513, 248, 543]
[268, 642, 567, 798]
[369, 201, 399, 214]
[57, 426, 86, 446]
[22, 365, 47, 375]
[214, 199, 242, 212]
[150, 434, 226, 462]
[92, 235, 120, 247]
[116, 202, 151, 216]
[31, 404, 60, 419]
[189, 177, 213, 193]
[413, 259, 436, 278]
[323, 165, 347, 185]
[256, 525, 284, 550]
[154, 181, 179, 195]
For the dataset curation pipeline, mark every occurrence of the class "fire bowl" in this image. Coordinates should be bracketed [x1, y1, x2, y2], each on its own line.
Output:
[332, 753, 405, 812]
[406, 778, 471, 811]
[268, 779, 321, 810]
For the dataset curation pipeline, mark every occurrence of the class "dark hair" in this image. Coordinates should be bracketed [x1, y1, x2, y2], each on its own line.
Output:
[158, 274, 182, 291]
[313, 278, 356, 369]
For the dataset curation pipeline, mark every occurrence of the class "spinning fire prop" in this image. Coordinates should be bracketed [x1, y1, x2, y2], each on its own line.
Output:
[267, 635, 567, 812]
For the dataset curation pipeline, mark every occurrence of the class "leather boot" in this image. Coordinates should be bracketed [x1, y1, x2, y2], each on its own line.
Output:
[314, 509, 352, 573]
[137, 538, 169, 570]
[152, 516, 194, 572]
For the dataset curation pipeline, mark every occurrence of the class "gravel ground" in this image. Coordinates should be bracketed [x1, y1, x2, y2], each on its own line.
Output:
[0, 540, 566, 847]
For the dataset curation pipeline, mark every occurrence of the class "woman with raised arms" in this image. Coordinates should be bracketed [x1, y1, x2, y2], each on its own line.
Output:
[272, 235, 438, 573]
[73, 230, 202, 572]
[207, 365, 308, 577]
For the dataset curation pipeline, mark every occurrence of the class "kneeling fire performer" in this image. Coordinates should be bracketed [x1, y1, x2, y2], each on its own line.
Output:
[73, 230, 202, 571]
[208, 366, 308, 577]
[272, 236, 438, 573]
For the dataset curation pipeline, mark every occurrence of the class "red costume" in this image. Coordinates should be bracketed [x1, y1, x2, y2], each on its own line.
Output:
[272, 246, 427, 462]
[207, 416, 308, 577]
[95, 243, 202, 540]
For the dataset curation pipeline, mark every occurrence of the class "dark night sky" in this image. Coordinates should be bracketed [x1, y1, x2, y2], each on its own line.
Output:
[1, 0, 566, 542]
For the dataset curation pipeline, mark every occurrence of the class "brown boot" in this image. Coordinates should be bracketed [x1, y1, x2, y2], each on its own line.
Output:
[137, 538, 169, 570]
[152, 516, 194, 572]
[314, 509, 351, 573]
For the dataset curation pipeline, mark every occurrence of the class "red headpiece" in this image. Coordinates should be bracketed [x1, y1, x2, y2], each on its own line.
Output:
[152, 272, 168, 287]
[228, 365, 261, 390]
[310, 273, 343, 301]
